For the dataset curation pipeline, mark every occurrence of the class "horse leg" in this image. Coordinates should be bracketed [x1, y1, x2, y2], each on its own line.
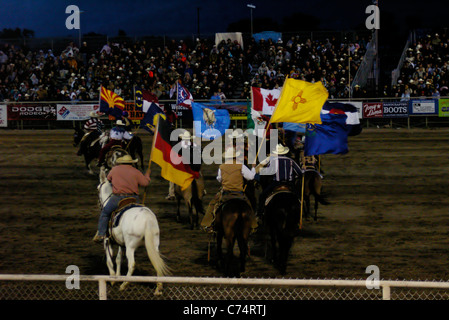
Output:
[225, 236, 237, 276]
[237, 232, 249, 274]
[115, 246, 123, 277]
[104, 240, 115, 277]
[304, 195, 311, 220]
[83, 154, 90, 171]
[278, 235, 293, 275]
[216, 231, 224, 270]
[313, 178, 322, 221]
[176, 198, 181, 223]
[269, 225, 277, 264]
[87, 162, 95, 175]
[120, 246, 136, 291]
[188, 202, 194, 230]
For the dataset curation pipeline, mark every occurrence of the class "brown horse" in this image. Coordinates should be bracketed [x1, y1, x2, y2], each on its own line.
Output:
[215, 197, 253, 277]
[302, 170, 329, 221]
[174, 173, 205, 230]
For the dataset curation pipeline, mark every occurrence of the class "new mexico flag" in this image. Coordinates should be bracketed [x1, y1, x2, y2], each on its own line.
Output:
[270, 78, 328, 124]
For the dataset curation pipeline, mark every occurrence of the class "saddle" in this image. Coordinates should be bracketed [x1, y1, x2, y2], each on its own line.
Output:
[107, 198, 144, 237]
[215, 191, 251, 214]
[304, 168, 324, 179]
[265, 185, 296, 207]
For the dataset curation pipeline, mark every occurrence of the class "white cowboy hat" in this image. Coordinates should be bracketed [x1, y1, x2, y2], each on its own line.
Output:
[116, 119, 125, 126]
[223, 148, 241, 159]
[227, 130, 243, 139]
[116, 155, 138, 164]
[179, 131, 192, 140]
[89, 111, 100, 118]
[272, 144, 289, 155]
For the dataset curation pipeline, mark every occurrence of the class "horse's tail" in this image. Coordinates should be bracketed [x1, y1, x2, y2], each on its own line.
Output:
[191, 179, 204, 215]
[144, 216, 171, 277]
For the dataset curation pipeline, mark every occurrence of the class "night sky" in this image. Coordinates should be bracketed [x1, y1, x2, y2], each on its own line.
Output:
[0, 0, 448, 38]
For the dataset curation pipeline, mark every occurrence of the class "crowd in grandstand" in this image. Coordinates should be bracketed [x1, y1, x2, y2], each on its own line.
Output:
[395, 31, 449, 98]
[0, 33, 374, 103]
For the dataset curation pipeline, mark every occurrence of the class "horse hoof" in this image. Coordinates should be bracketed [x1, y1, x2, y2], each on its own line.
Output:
[119, 282, 129, 291]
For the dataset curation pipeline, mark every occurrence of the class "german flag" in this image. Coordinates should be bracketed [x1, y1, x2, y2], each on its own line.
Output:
[99, 86, 125, 119]
[150, 117, 200, 190]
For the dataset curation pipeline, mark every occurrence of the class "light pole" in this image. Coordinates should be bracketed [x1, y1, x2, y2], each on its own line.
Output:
[78, 10, 85, 48]
[247, 4, 256, 36]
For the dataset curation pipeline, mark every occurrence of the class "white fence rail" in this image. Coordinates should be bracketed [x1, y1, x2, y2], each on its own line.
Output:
[1, 274, 449, 300]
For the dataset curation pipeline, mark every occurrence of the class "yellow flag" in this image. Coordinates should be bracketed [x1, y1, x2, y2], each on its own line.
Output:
[270, 78, 328, 124]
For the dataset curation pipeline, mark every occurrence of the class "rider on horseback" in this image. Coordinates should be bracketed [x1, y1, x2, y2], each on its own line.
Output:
[166, 131, 202, 200]
[256, 144, 303, 217]
[86, 111, 105, 134]
[93, 154, 151, 243]
[201, 147, 258, 233]
[97, 119, 126, 167]
[121, 111, 135, 148]
[295, 136, 323, 175]
[76, 111, 104, 156]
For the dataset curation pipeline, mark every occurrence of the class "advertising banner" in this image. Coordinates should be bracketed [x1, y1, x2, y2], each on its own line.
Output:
[362, 102, 383, 118]
[438, 98, 449, 117]
[409, 99, 438, 115]
[0, 104, 7, 127]
[347, 101, 363, 119]
[382, 101, 409, 118]
[57, 104, 100, 121]
[7, 104, 56, 120]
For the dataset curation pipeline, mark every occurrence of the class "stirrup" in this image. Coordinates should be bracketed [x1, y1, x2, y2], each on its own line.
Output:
[92, 233, 106, 243]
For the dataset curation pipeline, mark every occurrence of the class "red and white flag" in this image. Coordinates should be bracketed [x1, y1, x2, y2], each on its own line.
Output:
[251, 87, 281, 115]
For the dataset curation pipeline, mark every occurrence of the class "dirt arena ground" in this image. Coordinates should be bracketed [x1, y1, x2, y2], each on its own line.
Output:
[1, 128, 449, 283]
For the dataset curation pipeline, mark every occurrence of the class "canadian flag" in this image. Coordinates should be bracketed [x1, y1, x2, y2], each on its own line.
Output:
[251, 87, 281, 115]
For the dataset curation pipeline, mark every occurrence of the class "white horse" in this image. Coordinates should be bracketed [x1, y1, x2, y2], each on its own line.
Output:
[97, 170, 170, 294]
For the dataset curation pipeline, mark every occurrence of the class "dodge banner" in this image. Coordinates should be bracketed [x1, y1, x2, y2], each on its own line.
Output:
[7, 104, 57, 120]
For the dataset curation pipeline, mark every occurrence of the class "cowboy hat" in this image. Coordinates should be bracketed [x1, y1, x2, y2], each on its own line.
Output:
[223, 148, 241, 159]
[227, 130, 243, 139]
[179, 131, 192, 140]
[116, 119, 125, 126]
[272, 144, 289, 155]
[89, 111, 100, 118]
[116, 155, 138, 164]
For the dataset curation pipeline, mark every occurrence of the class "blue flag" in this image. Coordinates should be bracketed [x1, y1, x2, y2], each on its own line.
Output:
[304, 113, 349, 156]
[140, 102, 166, 134]
[321, 101, 362, 136]
[283, 122, 306, 134]
[192, 102, 230, 140]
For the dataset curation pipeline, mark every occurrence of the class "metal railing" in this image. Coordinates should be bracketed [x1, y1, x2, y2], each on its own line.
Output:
[391, 31, 416, 86]
[351, 31, 377, 94]
[1, 274, 449, 300]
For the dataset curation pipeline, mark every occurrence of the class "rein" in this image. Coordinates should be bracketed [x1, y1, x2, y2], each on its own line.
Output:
[98, 181, 113, 210]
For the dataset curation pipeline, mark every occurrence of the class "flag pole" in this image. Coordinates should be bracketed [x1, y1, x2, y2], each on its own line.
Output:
[254, 76, 288, 167]
[299, 173, 305, 229]
[142, 116, 160, 205]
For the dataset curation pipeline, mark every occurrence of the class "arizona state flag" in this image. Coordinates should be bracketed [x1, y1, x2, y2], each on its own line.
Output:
[150, 117, 200, 190]
[99, 86, 125, 119]
[270, 78, 328, 125]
